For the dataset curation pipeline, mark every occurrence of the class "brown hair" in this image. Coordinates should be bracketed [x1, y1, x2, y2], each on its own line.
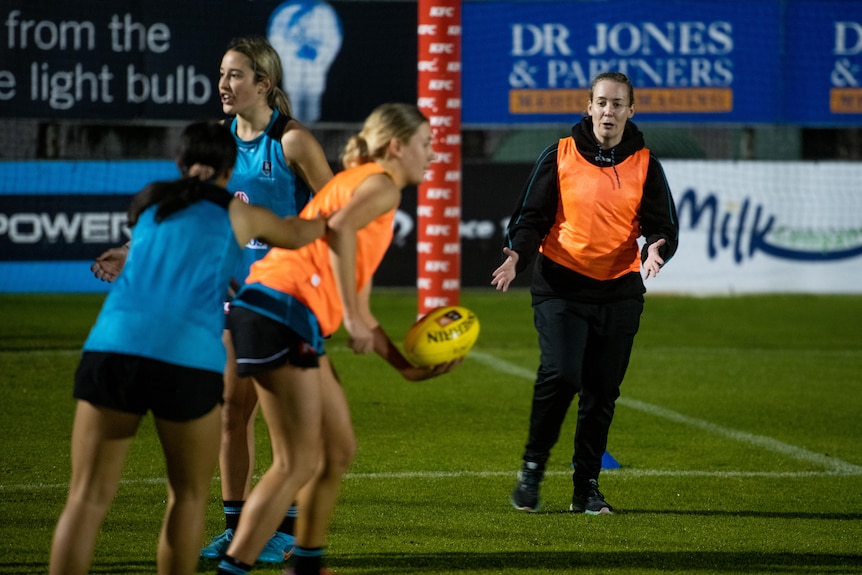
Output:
[589, 72, 635, 106]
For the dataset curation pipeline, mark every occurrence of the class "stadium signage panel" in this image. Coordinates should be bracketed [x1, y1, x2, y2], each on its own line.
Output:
[417, 0, 463, 314]
[2, 161, 861, 294]
[657, 160, 862, 294]
[462, 1, 780, 124]
[462, 0, 862, 125]
[0, 200, 128, 254]
[1, 1, 860, 125]
[0, 1, 418, 123]
[784, 0, 862, 123]
[0, 6, 224, 119]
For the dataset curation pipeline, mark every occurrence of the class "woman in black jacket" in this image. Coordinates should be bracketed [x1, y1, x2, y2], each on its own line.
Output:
[492, 72, 679, 514]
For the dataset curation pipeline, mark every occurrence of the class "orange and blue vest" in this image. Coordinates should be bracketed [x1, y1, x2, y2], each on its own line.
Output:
[234, 162, 396, 341]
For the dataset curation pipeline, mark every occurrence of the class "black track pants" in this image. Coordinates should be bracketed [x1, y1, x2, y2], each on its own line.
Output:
[523, 296, 642, 486]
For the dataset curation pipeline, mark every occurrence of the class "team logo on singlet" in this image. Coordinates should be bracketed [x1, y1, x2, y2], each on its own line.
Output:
[262, 161, 272, 176]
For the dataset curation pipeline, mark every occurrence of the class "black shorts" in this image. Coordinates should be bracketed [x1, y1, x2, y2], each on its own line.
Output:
[227, 306, 321, 377]
[74, 352, 223, 422]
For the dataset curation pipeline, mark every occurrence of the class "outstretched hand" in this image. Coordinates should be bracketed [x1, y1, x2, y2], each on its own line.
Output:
[643, 238, 666, 280]
[491, 247, 519, 292]
[90, 245, 129, 282]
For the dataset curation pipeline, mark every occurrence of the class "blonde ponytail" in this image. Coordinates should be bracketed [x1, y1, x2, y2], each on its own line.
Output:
[339, 103, 428, 169]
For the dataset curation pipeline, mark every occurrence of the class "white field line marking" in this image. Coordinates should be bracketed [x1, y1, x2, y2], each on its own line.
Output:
[469, 350, 862, 476]
[638, 346, 862, 359]
[6, 346, 862, 359]
[0, 468, 854, 494]
[342, 469, 854, 479]
[4, 348, 860, 494]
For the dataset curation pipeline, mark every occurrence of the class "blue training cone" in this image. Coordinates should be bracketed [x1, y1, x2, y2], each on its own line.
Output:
[571, 451, 621, 470]
[601, 451, 621, 469]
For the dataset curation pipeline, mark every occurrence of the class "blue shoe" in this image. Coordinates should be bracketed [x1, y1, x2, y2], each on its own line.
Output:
[257, 531, 295, 563]
[200, 528, 234, 559]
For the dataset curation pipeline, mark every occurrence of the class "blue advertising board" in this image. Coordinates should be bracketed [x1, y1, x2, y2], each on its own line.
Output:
[0, 160, 532, 292]
[784, 0, 862, 124]
[0, 161, 177, 293]
[462, 0, 783, 124]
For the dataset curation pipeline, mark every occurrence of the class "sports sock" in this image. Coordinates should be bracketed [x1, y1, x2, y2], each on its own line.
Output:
[277, 503, 298, 536]
[216, 556, 252, 575]
[293, 546, 323, 575]
[224, 500, 244, 531]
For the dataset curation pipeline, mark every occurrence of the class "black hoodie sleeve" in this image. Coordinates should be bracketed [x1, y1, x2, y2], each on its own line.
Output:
[503, 142, 560, 274]
[639, 152, 679, 264]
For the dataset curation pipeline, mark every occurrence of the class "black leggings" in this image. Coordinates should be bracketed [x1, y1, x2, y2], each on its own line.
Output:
[523, 296, 642, 486]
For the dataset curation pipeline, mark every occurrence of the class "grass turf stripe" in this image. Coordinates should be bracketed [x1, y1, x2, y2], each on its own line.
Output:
[470, 350, 862, 476]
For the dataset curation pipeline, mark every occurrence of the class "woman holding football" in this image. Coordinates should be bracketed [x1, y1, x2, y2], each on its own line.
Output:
[214, 103, 459, 575]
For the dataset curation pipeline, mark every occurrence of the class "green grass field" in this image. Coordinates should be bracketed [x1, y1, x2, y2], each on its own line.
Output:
[1, 290, 861, 574]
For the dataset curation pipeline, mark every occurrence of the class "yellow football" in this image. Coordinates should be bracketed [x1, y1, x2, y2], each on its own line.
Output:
[403, 306, 480, 367]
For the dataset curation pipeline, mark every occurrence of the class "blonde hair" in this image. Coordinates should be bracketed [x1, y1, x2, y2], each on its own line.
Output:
[226, 36, 293, 117]
[341, 103, 429, 169]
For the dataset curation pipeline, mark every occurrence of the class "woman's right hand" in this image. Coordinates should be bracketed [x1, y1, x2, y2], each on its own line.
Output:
[90, 245, 129, 282]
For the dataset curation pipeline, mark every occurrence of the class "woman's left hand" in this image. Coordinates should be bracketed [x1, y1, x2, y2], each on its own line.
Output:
[643, 238, 666, 280]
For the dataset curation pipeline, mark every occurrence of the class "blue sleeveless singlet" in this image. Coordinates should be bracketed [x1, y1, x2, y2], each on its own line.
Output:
[83, 184, 241, 373]
[228, 109, 313, 283]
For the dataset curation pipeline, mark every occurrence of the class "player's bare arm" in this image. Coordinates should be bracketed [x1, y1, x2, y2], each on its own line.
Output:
[281, 122, 333, 192]
[328, 176, 400, 354]
[229, 200, 326, 250]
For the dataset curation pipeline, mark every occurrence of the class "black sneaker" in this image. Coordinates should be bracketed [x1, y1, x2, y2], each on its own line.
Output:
[510, 462, 543, 512]
[570, 479, 613, 515]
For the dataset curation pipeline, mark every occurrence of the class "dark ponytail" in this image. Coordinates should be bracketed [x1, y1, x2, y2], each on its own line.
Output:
[128, 122, 237, 225]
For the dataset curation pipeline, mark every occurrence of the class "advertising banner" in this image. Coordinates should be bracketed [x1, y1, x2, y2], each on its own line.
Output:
[658, 160, 862, 294]
[784, 0, 862, 123]
[462, 0, 782, 124]
[0, 161, 177, 292]
[1, 3, 231, 120]
[2, 1, 862, 126]
[0, 0, 416, 123]
[3, 160, 861, 294]
[417, 0, 463, 314]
